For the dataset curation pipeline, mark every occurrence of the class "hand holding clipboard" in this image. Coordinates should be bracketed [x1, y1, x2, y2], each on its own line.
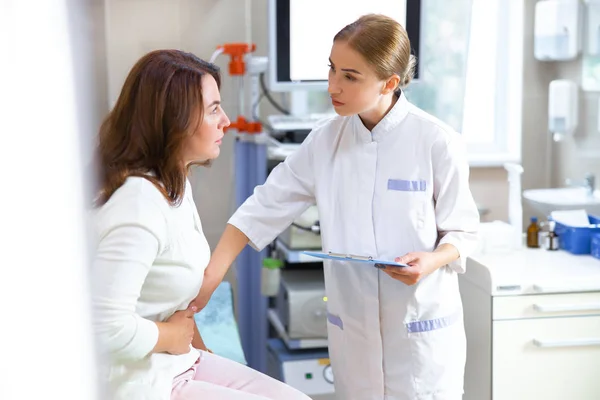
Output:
[303, 251, 409, 269]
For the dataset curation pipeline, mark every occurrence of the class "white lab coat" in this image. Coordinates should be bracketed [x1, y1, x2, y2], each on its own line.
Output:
[229, 94, 479, 400]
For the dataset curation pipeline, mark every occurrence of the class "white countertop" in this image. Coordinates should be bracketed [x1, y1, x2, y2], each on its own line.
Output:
[464, 248, 600, 295]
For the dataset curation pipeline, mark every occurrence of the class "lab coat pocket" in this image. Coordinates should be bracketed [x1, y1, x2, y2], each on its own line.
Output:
[407, 311, 466, 398]
[387, 179, 428, 230]
[387, 179, 427, 192]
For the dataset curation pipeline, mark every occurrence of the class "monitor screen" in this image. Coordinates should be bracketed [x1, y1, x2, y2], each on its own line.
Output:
[268, 0, 421, 92]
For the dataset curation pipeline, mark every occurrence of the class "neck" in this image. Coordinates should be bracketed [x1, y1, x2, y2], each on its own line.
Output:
[358, 93, 398, 131]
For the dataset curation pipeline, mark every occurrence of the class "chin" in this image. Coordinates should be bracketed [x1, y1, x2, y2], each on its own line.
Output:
[204, 149, 220, 161]
[334, 108, 355, 117]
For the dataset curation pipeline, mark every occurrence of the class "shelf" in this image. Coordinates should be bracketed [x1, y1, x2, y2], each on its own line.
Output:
[275, 239, 322, 264]
[267, 309, 329, 350]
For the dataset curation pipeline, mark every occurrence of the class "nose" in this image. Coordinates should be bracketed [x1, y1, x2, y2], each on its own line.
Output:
[328, 76, 341, 95]
[221, 112, 231, 130]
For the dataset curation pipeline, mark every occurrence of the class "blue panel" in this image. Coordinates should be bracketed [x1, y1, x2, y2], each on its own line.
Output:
[234, 138, 268, 373]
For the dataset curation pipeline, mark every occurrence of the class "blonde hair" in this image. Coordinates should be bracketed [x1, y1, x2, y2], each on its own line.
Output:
[334, 14, 416, 93]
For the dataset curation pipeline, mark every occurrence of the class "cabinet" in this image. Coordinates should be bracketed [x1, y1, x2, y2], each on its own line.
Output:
[460, 249, 600, 400]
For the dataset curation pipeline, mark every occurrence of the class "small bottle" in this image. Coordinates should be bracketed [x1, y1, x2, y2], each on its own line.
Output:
[261, 257, 283, 297]
[526, 217, 540, 248]
[545, 219, 560, 251]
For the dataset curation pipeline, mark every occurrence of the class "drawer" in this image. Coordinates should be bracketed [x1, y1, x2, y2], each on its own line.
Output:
[493, 292, 600, 320]
[493, 315, 600, 400]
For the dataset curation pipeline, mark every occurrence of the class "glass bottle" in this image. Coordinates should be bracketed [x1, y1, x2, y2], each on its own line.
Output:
[546, 219, 560, 251]
[526, 217, 540, 248]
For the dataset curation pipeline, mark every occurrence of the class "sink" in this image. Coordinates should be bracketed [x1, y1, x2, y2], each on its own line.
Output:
[523, 187, 600, 217]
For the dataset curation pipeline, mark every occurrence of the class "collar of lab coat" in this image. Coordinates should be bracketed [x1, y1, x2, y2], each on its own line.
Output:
[352, 92, 410, 143]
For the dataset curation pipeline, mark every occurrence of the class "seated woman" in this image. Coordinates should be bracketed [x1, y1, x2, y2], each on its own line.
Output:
[91, 49, 309, 400]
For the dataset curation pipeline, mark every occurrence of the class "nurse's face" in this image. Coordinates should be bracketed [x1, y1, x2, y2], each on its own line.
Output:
[327, 40, 390, 117]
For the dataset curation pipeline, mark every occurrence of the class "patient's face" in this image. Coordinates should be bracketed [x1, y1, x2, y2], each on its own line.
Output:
[182, 74, 230, 165]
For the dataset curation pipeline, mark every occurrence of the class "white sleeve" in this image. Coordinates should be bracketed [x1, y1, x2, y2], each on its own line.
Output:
[432, 134, 480, 273]
[92, 200, 167, 362]
[229, 133, 317, 251]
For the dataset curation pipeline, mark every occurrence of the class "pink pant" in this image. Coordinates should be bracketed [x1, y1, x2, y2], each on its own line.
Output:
[171, 351, 311, 400]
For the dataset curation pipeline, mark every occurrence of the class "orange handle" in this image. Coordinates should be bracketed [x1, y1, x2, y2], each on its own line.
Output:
[225, 116, 262, 134]
[217, 43, 257, 75]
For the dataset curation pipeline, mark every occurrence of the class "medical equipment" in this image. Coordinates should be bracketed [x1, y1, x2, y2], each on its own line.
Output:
[275, 269, 328, 340]
[210, 42, 272, 371]
[534, 0, 582, 61]
[267, 0, 422, 92]
[267, 339, 336, 400]
[268, 113, 335, 132]
[548, 79, 579, 141]
[278, 206, 322, 250]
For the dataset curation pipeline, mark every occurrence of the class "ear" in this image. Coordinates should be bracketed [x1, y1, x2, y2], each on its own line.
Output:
[381, 74, 401, 95]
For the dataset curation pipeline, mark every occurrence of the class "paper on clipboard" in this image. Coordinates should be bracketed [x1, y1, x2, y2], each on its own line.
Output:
[302, 251, 408, 268]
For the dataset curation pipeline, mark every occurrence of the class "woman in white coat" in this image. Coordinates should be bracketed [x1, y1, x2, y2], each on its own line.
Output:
[196, 14, 479, 400]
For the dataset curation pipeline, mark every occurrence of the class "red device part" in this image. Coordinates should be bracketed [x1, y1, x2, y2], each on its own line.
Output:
[217, 43, 262, 134]
[218, 43, 257, 75]
[225, 116, 262, 134]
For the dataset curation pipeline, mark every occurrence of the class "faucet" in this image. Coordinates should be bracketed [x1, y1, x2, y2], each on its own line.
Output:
[565, 172, 596, 197]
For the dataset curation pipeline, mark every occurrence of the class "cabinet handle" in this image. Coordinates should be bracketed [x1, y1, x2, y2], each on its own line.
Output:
[533, 303, 600, 313]
[533, 284, 600, 293]
[533, 338, 600, 348]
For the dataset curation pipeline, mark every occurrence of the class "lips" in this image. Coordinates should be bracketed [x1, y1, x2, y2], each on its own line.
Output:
[331, 98, 344, 106]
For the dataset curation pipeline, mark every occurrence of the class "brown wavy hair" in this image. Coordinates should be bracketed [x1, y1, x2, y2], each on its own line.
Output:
[95, 49, 221, 207]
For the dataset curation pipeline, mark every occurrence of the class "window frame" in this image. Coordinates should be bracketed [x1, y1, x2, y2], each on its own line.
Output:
[463, 0, 524, 167]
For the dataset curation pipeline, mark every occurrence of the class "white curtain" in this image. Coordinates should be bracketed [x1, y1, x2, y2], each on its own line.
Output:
[0, 0, 99, 398]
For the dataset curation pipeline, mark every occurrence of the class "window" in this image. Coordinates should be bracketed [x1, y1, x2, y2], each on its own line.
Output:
[405, 0, 524, 166]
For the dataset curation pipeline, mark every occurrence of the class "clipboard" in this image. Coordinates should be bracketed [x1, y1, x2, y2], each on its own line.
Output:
[302, 251, 408, 268]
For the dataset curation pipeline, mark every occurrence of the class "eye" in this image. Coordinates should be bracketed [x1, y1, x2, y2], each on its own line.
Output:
[345, 74, 356, 81]
[211, 105, 219, 114]
[328, 63, 335, 71]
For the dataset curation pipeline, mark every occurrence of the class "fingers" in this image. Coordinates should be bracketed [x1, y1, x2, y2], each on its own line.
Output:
[172, 305, 197, 319]
[395, 252, 419, 265]
[187, 298, 199, 310]
[383, 265, 422, 285]
[186, 304, 198, 316]
[385, 265, 412, 275]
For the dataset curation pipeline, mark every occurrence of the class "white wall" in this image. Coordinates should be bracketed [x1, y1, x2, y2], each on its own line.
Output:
[102, 0, 600, 237]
